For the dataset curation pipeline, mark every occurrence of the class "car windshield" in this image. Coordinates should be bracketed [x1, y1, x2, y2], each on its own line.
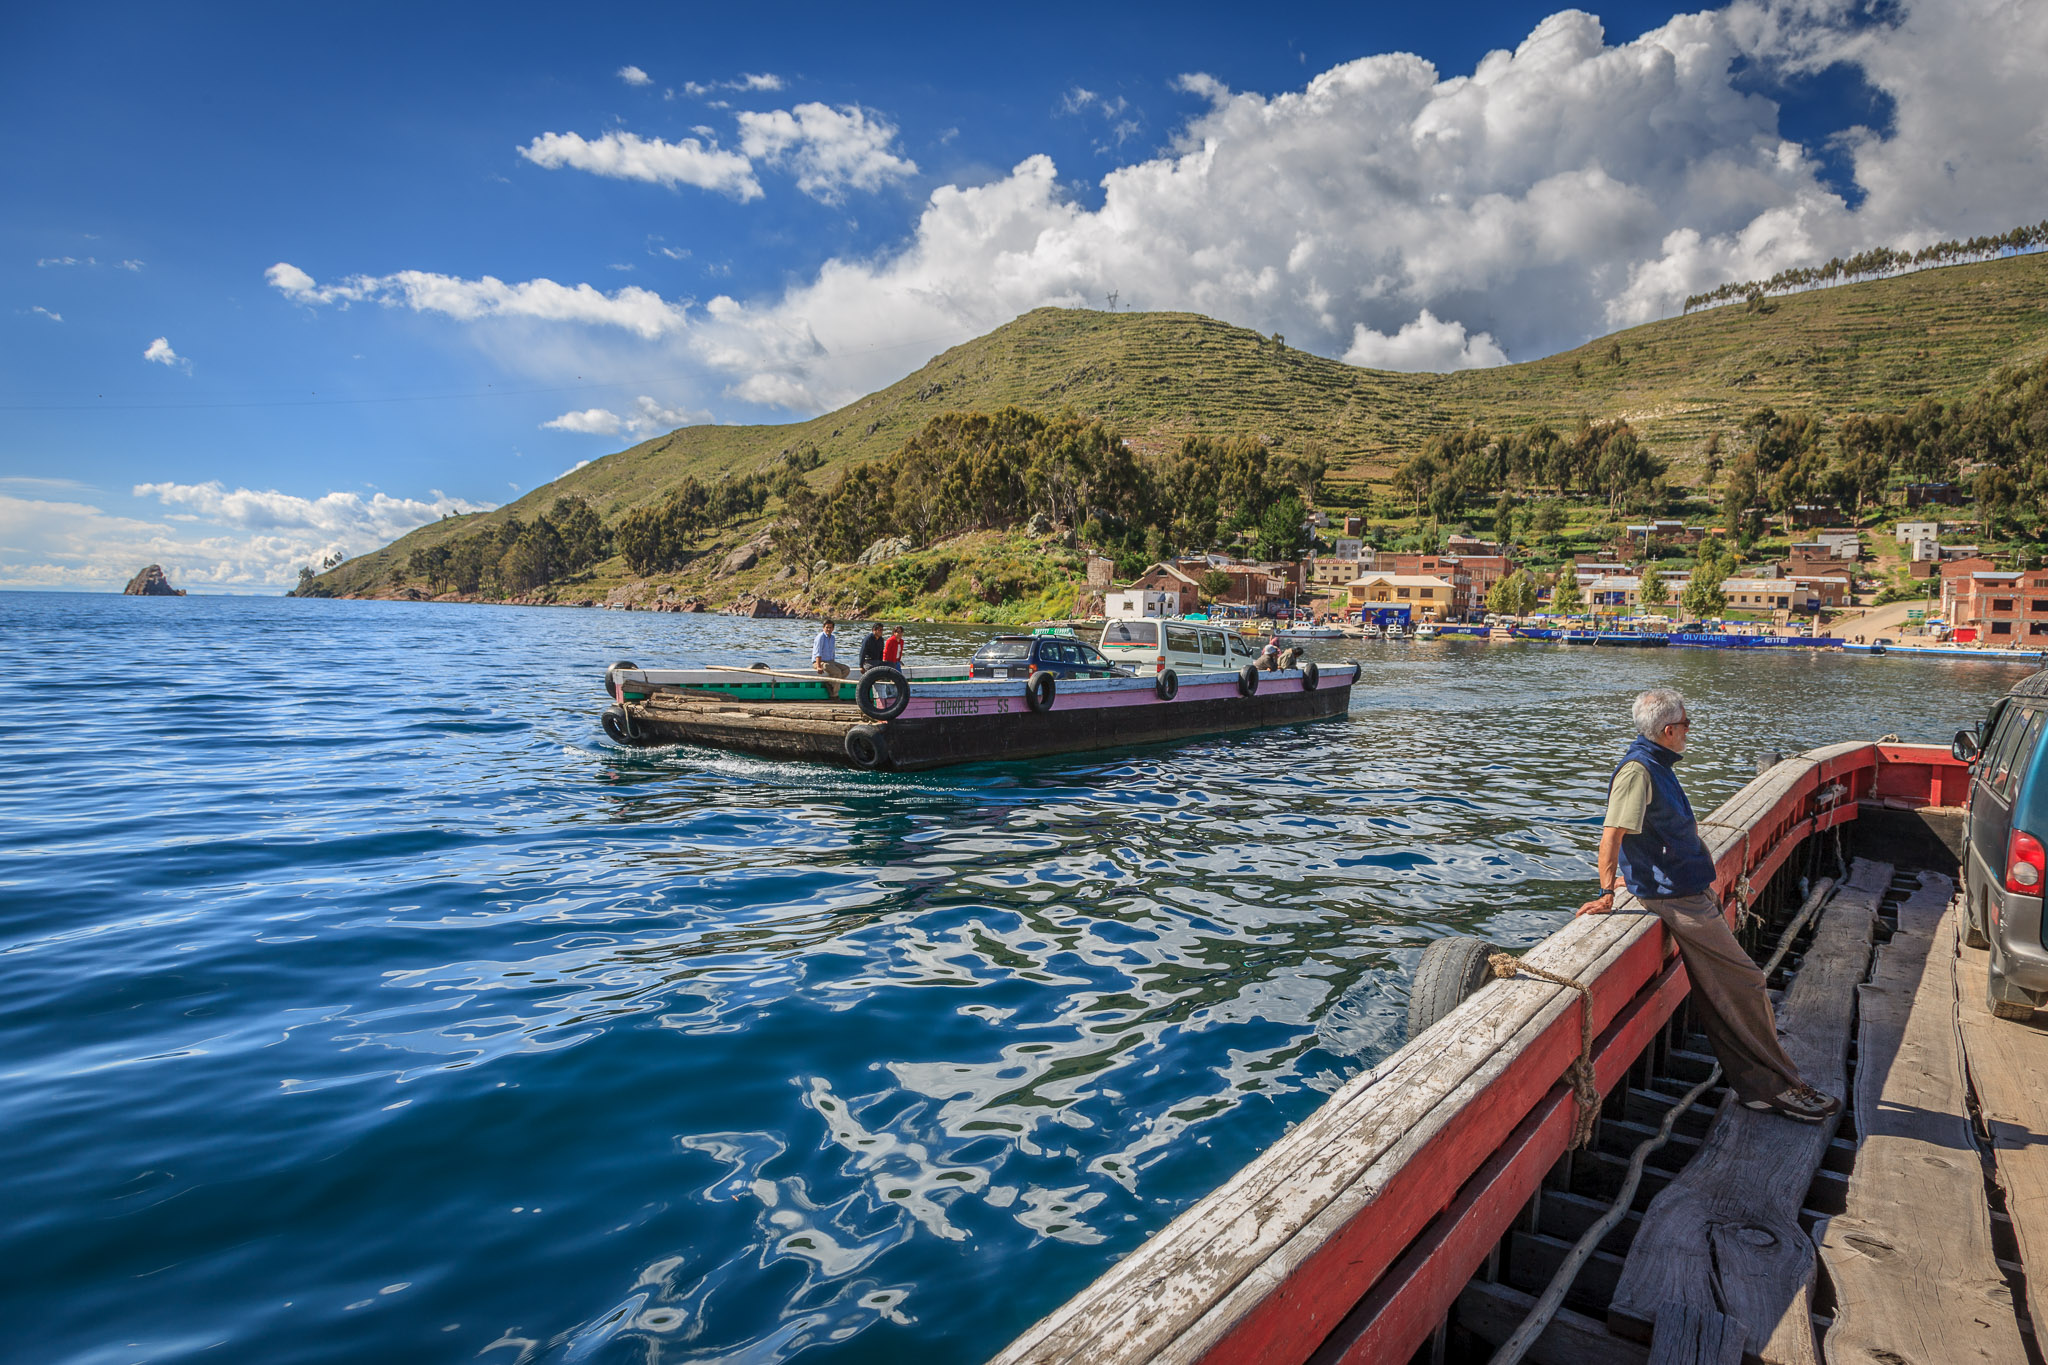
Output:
[974, 641, 1032, 663]
[1102, 620, 1157, 646]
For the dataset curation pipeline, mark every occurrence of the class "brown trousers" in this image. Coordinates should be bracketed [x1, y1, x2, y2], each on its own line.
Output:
[1638, 891, 1803, 1103]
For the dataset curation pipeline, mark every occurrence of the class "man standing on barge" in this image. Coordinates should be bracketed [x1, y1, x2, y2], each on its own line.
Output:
[1578, 688, 1841, 1123]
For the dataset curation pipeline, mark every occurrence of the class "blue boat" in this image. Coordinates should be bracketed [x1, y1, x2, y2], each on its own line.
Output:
[1668, 632, 1844, 650]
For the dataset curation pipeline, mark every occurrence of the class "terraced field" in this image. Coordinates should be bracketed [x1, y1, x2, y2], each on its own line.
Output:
[319, 252, 2048, 597]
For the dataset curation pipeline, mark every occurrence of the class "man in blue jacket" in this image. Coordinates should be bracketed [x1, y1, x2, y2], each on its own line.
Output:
[1578, 688, 1840, 1123]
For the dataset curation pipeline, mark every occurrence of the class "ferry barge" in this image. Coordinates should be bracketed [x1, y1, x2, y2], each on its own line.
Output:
[992, 734, 2048, 1365]
[599, 658, 1360, 770]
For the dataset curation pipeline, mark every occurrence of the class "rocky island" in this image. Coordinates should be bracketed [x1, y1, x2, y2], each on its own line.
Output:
[123, 564, 186, 596]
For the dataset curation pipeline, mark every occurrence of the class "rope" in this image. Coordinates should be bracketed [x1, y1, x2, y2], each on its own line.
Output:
[1485, 952, 1601, 1150]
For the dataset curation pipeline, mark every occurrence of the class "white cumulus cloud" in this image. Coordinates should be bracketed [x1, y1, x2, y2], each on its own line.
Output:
[518, 129, 761, 199]
[143, 337, 190, 370]
[267, 261, 690, 339]
[283, 0, 2048, 415]
[1344, 311, 1509, 372]
[541, 395, 710, 436]
[0, 482, 495, 591]
[542, 407, 623, 435]
[618, 64, 651, 86]
[735, 102, 919, 202]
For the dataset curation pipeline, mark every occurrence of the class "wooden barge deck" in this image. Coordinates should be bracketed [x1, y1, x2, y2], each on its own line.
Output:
[993, 741, 2048, 1364]
[601, 662, 1361, 770]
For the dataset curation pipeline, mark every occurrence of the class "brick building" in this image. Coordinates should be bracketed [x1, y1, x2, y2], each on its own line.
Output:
[1942, 568, 2048, 642]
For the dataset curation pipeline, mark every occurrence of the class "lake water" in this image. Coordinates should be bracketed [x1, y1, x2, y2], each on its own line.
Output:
[1, 592, 2027, 1365]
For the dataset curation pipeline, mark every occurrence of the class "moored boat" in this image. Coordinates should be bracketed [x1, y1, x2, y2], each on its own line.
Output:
[600, 658, 1360, 770]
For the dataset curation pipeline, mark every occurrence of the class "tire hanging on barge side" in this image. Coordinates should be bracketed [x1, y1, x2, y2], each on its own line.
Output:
[856, 665, 910, 721]
[1025, 670, 1058, 713]
[844, 725, 891, 770]
[1407, 934, 1496, 1039]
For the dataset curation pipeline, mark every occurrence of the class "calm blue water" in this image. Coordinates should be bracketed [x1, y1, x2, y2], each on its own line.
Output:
[0, 592, 2026, 1365]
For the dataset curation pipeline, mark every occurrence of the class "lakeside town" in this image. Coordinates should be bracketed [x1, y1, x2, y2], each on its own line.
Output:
[1094, 500, 2047, 648]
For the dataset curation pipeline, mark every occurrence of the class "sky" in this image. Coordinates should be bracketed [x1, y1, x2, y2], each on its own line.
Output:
[4, 0, 2044, 591]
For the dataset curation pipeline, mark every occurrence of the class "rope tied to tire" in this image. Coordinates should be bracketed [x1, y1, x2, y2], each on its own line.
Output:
[1484, 951, 1600, 1150]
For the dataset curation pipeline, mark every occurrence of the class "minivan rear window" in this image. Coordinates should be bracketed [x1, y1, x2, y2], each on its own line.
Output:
[975, 641, 1032, 663]
[1103, 620, 1157, 646]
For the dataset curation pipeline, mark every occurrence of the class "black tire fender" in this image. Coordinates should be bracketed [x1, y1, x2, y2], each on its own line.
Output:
[603, 660, 638, 696]
[856, 665, 911, 721]
[1154, 668, 1179, 701]
[845, 725, 891, 770]
[1407, 935, 1497, 1040]
[1300, 660, 1319, 690]
[1025, 670, 1057, 713]
[601, 705, 634, 745]
[1238, 664, 1260, 696]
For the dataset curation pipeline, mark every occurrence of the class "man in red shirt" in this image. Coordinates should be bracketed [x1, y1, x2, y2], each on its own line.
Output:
[883, 627, 904, 663]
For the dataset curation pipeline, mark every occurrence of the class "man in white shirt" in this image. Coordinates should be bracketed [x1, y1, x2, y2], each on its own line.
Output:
[812, 620, 848, 679]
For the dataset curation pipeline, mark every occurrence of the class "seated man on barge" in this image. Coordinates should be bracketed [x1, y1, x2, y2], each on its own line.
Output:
[812, 619, 849, 679]
[1578, 688, 1841, 1123]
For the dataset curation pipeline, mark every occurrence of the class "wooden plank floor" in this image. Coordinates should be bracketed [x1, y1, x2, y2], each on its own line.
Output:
[1815, 873, 2025, 1364]
[1609, 860, 1890, 1364]
[1957, 923, 2048, 1348]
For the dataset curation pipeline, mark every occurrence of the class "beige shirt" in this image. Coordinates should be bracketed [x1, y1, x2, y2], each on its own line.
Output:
[1605, 760, 1651, 833]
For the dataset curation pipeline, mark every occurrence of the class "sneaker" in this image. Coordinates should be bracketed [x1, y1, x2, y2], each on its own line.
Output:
[1743, 1084, 1842, 1123]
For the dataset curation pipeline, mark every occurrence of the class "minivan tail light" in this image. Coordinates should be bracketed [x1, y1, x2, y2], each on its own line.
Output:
[1156, 658, 1164, 673]
[2009, 831, 2046, 894]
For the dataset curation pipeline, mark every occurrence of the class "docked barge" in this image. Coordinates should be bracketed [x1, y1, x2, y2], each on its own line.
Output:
[991, 737, 2048, 1365]
[599, 660, 1361, 770]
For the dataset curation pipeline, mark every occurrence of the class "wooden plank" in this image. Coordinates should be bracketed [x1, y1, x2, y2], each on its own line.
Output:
[1645, 1302, 1745, 1365]
[989, 912, 1660, 1365]
[1956, 922, 2048, 1345]
[1608, 861, 1888, 1363]
[1817, 874, 2024, 1365]
[1452, 1280, 1648, 1365]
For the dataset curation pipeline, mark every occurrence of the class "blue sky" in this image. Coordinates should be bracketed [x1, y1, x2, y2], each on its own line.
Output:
[4, 0, 2042, 590]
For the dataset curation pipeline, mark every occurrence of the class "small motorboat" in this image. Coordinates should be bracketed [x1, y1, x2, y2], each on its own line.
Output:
[1414, 622, 1441, 641]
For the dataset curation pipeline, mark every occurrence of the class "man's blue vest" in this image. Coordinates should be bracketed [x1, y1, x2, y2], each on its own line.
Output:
[1611, 736, 1718, 899]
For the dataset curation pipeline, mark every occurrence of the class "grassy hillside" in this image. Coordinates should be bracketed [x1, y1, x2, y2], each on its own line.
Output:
[316, 252, 2048, 598]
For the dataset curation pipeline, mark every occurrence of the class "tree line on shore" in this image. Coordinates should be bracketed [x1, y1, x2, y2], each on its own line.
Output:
[769, 407, 1326, 580]
[1681, 219, 2048, 315]
[399, 496, 611, 595]
[1724, 354, 2048, 541]
[1392, 419, 1669, 524]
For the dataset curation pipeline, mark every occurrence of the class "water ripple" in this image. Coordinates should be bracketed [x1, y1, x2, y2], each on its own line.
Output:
[0, 591, 2022, 1365]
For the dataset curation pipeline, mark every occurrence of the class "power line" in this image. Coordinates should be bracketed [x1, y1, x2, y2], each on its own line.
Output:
[0, 328, 977, 413]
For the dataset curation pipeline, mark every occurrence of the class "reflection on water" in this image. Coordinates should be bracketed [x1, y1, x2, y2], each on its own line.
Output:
[0, 592, 2027, 1364]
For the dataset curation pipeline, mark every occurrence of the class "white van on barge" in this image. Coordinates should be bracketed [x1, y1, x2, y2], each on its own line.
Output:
[1098, 616, 1264, 677]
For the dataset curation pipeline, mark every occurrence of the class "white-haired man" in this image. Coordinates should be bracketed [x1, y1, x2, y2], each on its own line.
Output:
[1578, 688, 1840, 1123]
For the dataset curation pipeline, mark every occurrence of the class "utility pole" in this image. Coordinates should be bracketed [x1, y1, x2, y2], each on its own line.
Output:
[1105, 290, 1119, 311]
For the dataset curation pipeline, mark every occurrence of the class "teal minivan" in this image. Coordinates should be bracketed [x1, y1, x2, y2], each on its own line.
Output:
[1954, 669, 2048, 1017]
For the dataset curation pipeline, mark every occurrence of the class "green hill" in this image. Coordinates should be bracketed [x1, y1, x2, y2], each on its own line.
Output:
[316, 252, 2048, 598]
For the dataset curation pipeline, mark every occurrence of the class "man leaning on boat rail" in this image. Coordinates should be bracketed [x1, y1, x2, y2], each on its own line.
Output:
[1577, 688, 1841, 1124]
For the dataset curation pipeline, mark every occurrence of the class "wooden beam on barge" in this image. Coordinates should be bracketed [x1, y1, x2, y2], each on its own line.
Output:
[1607, 860, 1891, 1363]
[1815, 873, 2023, 1365]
